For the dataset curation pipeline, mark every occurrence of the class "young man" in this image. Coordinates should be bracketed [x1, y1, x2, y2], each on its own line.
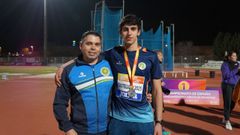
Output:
[105, 14, 163, 135]
[55, 14, 163, 135]
[53, 31, 114, 135]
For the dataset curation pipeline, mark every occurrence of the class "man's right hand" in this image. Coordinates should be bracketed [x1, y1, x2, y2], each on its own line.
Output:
[65, 129, 78, 135]
[55, 58, 76, 86]
[55, 67, 64, 87]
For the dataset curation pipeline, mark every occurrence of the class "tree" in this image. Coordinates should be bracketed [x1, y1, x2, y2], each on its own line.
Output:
[231, 33, 240, 58]
[235, 33, 240, 58]
[213, 32, 240, 60]
[213, 32, 225, 60]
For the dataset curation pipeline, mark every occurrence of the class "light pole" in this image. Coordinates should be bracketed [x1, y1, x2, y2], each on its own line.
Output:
[0, 46, 2, 56]
[43, 0, 47, 64]
[171, 24, 175, 70]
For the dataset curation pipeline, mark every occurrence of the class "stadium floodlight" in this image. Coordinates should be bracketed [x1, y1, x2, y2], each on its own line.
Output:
[30, 45, 34, 53]
[72, 40, 76, 46]
[195, 57, 199, 60]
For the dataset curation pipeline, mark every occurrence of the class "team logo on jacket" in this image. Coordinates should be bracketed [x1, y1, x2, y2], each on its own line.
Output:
[138, 62, 146, 70]
[101, 67, 110, 76]
[78, 72, 86, 78]
[116, 60, 123, 65]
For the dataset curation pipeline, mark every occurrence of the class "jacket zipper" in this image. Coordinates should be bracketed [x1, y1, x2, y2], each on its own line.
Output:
[92, 66, 99, 133]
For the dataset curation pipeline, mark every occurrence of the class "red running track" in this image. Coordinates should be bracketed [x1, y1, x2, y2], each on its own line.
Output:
[0, 71, 239, 135]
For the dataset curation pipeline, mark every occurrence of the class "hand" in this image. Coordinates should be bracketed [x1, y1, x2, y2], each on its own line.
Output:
[55, 67, 63, 86]
[65, 129, 78, 135]
[154, 123, 162, 135]
[147, 93, 152, 103]
[162, 86, 170, 95]
[161, 81, 165, 86]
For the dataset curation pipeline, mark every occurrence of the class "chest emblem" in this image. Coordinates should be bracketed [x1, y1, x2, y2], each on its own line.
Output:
[138, 62, 146, 70]
[101, 67, 110, 76]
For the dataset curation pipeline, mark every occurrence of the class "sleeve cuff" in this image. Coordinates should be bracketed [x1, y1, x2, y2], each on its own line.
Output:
[60, 121, 74, 132]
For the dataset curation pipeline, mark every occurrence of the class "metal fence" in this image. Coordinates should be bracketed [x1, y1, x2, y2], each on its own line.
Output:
[0, 57, 75, 66]
[0, 55, 209, 67]
[174, 56, 209, 67]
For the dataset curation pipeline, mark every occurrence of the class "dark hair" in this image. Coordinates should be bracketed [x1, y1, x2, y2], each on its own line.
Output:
[119, 14, 141, 31]
[80, 31, 101, 44]
[224, 51, 237, 61]
[227, 51, 237, 57]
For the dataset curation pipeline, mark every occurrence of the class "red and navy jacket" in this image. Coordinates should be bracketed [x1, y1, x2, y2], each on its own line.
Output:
[53, 55, 113, 134]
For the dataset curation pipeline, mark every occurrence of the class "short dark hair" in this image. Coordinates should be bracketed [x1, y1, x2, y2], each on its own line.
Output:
[80, 31, 102, 44]
[224, 51, 237, 61]
[119, 14, 141, 31]
[227, 51, 237, 57]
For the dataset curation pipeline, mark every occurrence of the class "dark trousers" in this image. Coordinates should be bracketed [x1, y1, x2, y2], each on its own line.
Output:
[108, 118, 154, 135]
[77, 131, 106, 135]
[222, 83, 236, 120]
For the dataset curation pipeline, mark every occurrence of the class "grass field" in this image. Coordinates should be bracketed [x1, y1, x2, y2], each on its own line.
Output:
[0, 66, 57, 75]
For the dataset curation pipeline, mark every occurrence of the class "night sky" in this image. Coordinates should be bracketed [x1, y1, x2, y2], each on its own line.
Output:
[0, 0, 240, 54]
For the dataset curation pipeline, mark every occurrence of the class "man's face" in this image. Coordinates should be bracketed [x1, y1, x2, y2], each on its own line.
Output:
[80, 35, 101, 61]
[120, 25, 140, 46]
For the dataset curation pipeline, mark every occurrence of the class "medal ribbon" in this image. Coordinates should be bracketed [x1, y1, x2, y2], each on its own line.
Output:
[123, 46, 140, 90]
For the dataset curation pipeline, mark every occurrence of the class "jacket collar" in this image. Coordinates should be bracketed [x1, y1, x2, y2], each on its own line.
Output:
[75, 53, 103, 66]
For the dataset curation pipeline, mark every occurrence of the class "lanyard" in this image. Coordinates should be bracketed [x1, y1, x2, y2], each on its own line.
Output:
[123, 46, 140, 89]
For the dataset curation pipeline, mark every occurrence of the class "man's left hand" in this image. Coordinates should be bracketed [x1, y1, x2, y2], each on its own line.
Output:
[147, 93, 152, 103]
